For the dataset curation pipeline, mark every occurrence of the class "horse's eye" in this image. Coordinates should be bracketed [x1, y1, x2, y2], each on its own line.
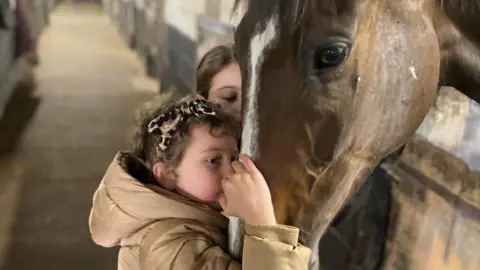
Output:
[313, 43, 350, 72]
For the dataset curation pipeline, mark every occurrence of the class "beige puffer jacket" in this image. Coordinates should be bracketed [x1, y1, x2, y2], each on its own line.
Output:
[89, 152, 311, 269]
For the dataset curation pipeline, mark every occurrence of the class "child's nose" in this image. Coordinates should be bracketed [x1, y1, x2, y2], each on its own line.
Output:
[222, 162, 234, 177]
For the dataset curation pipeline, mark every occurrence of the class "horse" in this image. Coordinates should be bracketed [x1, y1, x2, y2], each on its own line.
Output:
[229, 0, 480, 268]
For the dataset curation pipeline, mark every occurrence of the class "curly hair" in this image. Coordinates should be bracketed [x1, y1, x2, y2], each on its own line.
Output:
[130, 93, 241, 169]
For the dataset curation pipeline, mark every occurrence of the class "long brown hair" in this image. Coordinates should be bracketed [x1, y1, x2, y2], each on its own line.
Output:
[196, 44, 236, 99]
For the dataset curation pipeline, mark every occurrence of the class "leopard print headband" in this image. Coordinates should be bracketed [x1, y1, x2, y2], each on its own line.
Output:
[147, 99, 216, 152]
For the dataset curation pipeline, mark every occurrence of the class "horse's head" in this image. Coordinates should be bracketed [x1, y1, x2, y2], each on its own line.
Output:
[234, 0, 440, 246]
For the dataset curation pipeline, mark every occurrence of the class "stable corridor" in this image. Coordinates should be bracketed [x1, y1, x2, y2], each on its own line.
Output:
[0, 2, 157, 269]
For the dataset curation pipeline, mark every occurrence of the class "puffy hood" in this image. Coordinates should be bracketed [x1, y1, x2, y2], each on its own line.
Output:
[88, 152, 228, 247]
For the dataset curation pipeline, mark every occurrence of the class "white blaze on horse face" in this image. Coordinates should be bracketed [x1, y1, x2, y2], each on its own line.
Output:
[241, 15, 279, 158]
[228, 12, 280, 261]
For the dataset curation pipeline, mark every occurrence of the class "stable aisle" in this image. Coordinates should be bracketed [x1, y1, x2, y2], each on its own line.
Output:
[0, 2, 157, 269]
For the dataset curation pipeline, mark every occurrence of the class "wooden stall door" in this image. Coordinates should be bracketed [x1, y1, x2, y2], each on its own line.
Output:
[381, 137, 480, 270]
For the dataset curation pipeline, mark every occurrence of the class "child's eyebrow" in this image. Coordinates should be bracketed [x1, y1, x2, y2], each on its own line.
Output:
[201, 147, 239, 154]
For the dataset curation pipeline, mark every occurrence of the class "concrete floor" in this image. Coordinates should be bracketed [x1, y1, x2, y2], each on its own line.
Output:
[0, 2, 157, 269]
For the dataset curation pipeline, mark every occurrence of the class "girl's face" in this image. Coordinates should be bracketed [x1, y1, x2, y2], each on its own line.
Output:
[207, 63, 242, 122]
[174, 124, 238, 204]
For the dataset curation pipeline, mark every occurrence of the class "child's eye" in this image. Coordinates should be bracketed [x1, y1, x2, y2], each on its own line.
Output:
[224, 96, 237, 103]
[207, 157, 220, 165]
[221, 93, 237, 103]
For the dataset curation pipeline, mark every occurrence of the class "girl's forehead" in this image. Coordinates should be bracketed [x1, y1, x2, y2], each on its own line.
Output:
[188, 125, 238, 151]
[211, 64, 242, 89]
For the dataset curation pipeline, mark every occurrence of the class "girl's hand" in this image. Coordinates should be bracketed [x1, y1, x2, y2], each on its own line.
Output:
[218, 154, 277, 226]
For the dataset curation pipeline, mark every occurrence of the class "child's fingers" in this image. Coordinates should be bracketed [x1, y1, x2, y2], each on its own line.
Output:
[221, 176, 232, 192]
[232, 160, 248, 174]
[239, 154, 262, 179]
[217, 193, 228, 210]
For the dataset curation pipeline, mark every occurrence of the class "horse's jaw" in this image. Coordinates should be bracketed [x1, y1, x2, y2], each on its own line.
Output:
[295, 153, 377, 248]
[226, 150, 377, 262]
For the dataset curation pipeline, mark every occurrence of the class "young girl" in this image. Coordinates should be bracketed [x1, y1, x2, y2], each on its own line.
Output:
[89, 95, 311, 269]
